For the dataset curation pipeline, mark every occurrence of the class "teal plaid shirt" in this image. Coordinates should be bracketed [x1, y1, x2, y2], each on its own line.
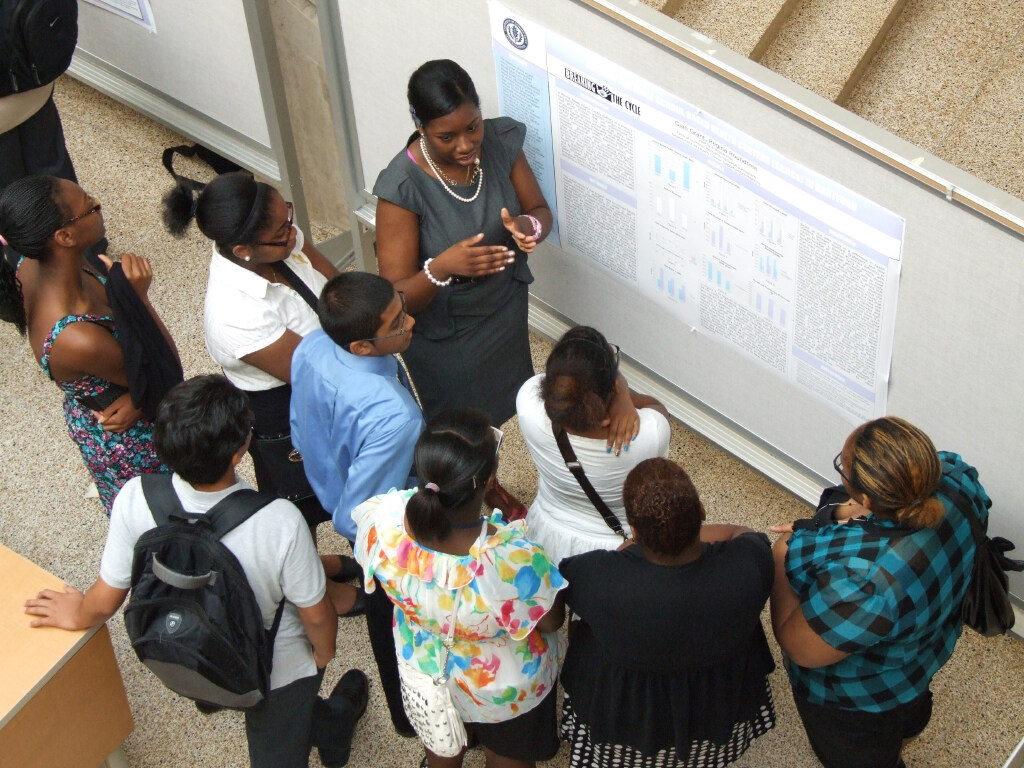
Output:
[784, 452, 989, 712]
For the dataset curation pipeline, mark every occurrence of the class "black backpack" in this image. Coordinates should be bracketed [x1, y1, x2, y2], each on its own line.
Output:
[0, 0, 78, 97]
[124, 473, 283, 710]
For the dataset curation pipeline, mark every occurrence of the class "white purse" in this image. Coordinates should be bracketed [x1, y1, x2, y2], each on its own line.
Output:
[396, 583, 468, 757]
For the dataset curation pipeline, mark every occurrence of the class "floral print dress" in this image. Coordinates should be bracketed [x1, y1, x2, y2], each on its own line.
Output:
[353, 488, 567, 723]
[40, 312, 166, 514]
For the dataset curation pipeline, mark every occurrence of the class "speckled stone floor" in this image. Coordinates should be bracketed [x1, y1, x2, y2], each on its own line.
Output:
[1, 77, 1022, 768]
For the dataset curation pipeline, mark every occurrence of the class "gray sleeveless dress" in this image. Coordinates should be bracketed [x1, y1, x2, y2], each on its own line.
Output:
[373, 117, 535, 426]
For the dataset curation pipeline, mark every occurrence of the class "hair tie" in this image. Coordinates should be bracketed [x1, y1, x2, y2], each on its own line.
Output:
[0, 233, 7, 247]
[424, 482, 440, 493]
[409, 105, 422, 126]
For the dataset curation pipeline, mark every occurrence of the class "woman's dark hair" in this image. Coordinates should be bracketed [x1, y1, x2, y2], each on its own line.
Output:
[623, 458, 702, 557]
[540, 325, 618, 431]
[0, 175, 67, 335]
[845, 416, 944, 528]
[406, 408, 497, 542]
[162, 171, 275, 258]
[318, 271, 396, 347]
[407, 59, 480, 128]
[153, 374, 253, 485]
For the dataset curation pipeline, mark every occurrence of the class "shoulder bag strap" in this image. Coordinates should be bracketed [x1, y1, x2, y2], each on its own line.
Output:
[552, 425, 627, 540]
[274, 261, 320, 312]
[140, 473, 186, 527]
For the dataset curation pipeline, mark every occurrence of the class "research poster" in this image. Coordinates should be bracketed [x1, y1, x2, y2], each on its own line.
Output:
[83, 0, 156, 32]
[489, 3, 904, 423]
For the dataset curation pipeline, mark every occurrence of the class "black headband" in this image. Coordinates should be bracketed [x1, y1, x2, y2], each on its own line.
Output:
[232, 183, 268, 244]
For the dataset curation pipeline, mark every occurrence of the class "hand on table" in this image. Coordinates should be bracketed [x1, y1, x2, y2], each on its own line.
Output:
[24, 585, 85, 630]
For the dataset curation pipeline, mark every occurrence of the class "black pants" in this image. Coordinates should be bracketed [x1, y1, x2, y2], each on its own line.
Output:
[365, 575, 409, 729]
[0, 94, 76, 187]
[244, 669, 358, 768]
[793, 689, 933, 768]
[0, 92, 107, 268]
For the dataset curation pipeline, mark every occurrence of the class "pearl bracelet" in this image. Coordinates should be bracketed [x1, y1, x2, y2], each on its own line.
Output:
[423, 258, 452, 287]
[522, 214, 542, 239]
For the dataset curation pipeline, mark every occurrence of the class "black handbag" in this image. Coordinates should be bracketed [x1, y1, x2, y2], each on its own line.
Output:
[951, 487, 1024, 636]
[248, 432, 314, 503]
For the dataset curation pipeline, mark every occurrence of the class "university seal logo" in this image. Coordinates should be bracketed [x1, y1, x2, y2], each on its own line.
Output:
[503, 18, 528, 50]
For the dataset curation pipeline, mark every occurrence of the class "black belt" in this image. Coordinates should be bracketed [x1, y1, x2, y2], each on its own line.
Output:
[449, 274, 489, 285]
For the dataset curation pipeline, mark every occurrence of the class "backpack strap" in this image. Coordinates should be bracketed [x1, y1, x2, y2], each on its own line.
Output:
[205, 488, 277, 540]
[204, 489, 287, 643]
[140, 472, 187, 527]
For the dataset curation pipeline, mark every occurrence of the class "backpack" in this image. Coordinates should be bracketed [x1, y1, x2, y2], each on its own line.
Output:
[123, 473, 283, 710]
[0, 0, 78, 97]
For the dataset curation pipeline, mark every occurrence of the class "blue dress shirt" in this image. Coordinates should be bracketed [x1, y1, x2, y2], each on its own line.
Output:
[290, 330, 423, 540]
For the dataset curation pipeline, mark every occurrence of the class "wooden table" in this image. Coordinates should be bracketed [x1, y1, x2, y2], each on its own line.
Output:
[0, 544, 133, 768]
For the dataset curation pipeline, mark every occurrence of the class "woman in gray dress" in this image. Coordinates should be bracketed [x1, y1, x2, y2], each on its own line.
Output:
[372, 59, 552, 427]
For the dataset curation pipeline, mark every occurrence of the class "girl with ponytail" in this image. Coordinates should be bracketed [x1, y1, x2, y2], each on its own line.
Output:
[162, 172, 340, 534]
[0, 175, 173, 513]
[352, 407, 566, 768]
[770, 416, 992, 768]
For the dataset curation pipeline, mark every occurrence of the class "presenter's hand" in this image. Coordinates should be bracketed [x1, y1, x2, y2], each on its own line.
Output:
[94, 392, 143, 433]
[24, 585, 86, 630]
[602, 375, 640, 456]
[434, 233, 515, 279]
[501, 208, 538, 253]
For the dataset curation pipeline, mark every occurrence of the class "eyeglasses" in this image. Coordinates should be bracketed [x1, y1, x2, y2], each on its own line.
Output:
[492, 426, 504, 457]
[833, 451, 853, 485]
[357, 291, 408, 343]
[252, 201, 294, 247]
[61, 202, 102, 228]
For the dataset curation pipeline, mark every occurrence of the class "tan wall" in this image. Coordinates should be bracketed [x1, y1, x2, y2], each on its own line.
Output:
[267, 0, 349, 232]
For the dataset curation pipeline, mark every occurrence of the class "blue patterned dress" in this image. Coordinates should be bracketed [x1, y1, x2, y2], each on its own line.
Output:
[39, 311, 167, 514]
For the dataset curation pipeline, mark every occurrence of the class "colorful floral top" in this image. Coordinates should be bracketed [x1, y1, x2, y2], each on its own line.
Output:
[39, 312, 165, 514]
[353, 488, 567, 723]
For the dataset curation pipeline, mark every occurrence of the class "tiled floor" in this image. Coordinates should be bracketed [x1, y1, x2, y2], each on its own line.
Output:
[0, 77, 1022, 768]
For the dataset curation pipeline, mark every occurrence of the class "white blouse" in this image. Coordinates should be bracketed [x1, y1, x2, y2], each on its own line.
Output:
[516, 374, 671, 565]
[203, 226, 328, 391]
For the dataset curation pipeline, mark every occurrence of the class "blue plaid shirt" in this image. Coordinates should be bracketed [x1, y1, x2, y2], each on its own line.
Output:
[784, 451, 990, 712]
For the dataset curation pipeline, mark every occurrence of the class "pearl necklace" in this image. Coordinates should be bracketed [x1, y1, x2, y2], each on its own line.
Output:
[419, 136, 483, 204]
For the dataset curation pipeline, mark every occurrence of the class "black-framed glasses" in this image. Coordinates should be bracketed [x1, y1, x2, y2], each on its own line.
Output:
[833, 451, 853, 484]
[357, 291, 408, 343]
[61, 202, 102, 228]
[252, 201, 294, 247]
